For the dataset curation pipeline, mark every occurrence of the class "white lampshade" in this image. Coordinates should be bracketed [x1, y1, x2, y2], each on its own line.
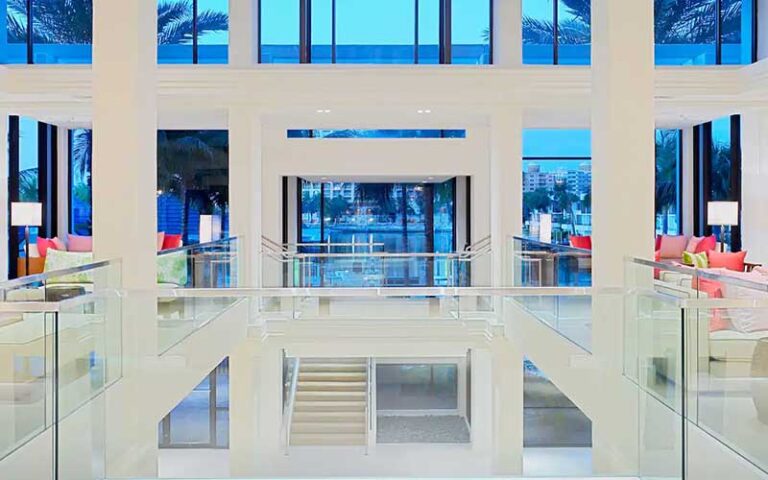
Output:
[199, 215, 222, 244]
[707, 201, 739, 226]
[11, 202, 42, 227]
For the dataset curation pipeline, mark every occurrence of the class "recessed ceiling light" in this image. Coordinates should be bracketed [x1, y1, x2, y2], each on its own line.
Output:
[316, 109, 331, 114]
[417, 109, 432, 114]
[427, 176, 434, 180]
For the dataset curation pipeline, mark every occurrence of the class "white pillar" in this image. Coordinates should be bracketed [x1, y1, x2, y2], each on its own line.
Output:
[229, 0, 259, 66]
[491, 339, 524, 475]
[493, 0, 522, 66]
[229, 108, 262, 286]
[92, 0, 157, 287]
[758, 0, 768, 60]
[740, 109, 768, 263]
[490, 110, 523, 286]
[591, 0, 654, 474]
[470, 348, 494, 454]
[229, 341, 259, 477]
[93, 1, 158, 477]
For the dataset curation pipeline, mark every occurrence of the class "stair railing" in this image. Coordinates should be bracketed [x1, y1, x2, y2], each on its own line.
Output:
[365, 357, 374, 454]
[281, 357, 301, 455]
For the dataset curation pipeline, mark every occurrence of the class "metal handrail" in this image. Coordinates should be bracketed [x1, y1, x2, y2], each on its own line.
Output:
[365, 357, 373, 455]
[282, 358, 301, 455]
[158, 237, 239, 257]
[0, 258, 122, 292]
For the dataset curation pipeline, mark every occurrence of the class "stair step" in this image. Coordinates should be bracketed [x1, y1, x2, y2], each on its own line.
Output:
[301, 358, 367, 365]
[297, 381, 367, 392]
[299, 372, 366, 381]
[293, 411, 366, 423]
[300, 363, 366, 373]
[291, 421, 365, 434]
[294, 400, 366, 412]
[295, 390, 366, 401]
[290, 433, 366, 446]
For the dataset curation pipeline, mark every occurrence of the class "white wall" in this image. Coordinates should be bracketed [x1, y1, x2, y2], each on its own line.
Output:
[740, 109, 768, 263]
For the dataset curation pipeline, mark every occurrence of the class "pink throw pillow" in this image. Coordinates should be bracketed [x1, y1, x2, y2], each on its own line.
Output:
[658, 235, 688, 259]
[36, 237, 56, 257]
[694, 235, 717, 253]
[707, 250, 747, 272]
[67, 234, 93, 252]
[655, 235, 662, 251]
[157, 232, 165, 251]
[685, 236, 703, 252]
[52, 237, 66, 251]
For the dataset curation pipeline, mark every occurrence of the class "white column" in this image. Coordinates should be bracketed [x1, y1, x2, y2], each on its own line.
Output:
[681, 128, 695, 238]
[740, 109, 768, 263]
[591, 0, 654, 474]
[470, 348, 494, 454]
[229, 0, 259, 66]
[490, 110, 523, 286]
[491, 339, 524, 475]
[493, 0, 522, 66]
[0, 113, 8, 280]
[758, 0, 768, 60]
[229, 108, 262, 286]
[92, 0, 157, 287]
[230, 341, 260, 477]
[93, 1, 158, 477]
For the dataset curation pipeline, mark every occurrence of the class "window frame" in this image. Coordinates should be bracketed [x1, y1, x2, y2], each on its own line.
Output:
[259, 0, 493, 64]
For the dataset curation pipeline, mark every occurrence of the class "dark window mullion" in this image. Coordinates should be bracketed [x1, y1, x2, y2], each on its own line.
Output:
[553, 0, 559, 65]
[414, 0, 419, 64]
[9, 116, 20, 279]
[300, 0, 312, 63]
[332, 0, 337, 63]
[192, 0, 199, 64]
[676, 130, 684, 235]
[439, 0, 451, 64]
[26, 0, 33, 64]
[715, 0, 722, 64]
[730, 115, 742, 251]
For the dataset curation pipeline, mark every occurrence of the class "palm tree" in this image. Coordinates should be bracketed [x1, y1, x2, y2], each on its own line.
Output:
[552, 181, 578, 235]
[522, 0, 743, 47]
[6, 0, 228, 46]
[655, 130, 680, 234]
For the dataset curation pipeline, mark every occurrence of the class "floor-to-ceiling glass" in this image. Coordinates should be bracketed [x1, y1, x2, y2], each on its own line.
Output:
[655, 129, 682, 235]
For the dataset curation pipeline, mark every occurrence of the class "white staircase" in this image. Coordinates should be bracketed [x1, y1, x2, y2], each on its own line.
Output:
[290, 358, 369, 446]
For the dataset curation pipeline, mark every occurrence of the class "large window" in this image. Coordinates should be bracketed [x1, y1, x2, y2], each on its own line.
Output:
[693, 115, 742, 251]
[522, 129, 592, 245]
[298, 179, 455, 286]
[655, 129, 683, 235]
[69, 129, 92, 235]
[1, 0, 228, 64]
[260, 0, 491, 64]
[8, 116, 57, 278]
[521, 0, 590, 65]
[522, 0, 756, 65]
[159, 358, 229, 448]
[157, 0, 229, 64]
[287, 129, 466, 139]
[157, 130, 229, 244]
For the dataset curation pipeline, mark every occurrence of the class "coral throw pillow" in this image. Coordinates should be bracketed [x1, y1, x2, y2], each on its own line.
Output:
[707, 250, 747, 272]
[157, 232, 165, 251]
[37, 237, 59, 257]
[569, 235, 592, 250]
[694, 235, 717, 253]
[655, 235, 662, 251]
[162, 234, 182, 250]
[67, 234, 93, 252]
[659, 235, 687, 259]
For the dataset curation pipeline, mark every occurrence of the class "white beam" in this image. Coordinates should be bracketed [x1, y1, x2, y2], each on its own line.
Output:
[229, 0, 259, 67]
[493, 0, 522, 66]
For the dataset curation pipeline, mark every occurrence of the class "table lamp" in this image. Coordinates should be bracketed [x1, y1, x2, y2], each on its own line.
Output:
[11, 202, 42, 276]
[707, 201, 739, 252]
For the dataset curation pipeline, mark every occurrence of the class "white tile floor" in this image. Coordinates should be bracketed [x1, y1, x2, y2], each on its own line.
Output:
[523, 447, 593, 477]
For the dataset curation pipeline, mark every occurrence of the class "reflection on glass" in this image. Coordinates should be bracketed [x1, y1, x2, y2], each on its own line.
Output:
[376, 364, 458, 410]
[157, 0, 194, 63]
[260, 0, 300, 63]
[655, 129, 682, 235]
[70, 129, 93, 235]
[522, 0, 554, 64]
[711, 117, 732, 201]
[157, 131, 229, 245]
[336, 0, 415, 64]
[31, 0, 93, 64]
[556, 0, 589, 65]
[197, 0, 229, 64]
[451, 0, 490, 64]
[418, 0, 440, 64]
[4, 0, 28, 63]
[655, 0, 717, 65]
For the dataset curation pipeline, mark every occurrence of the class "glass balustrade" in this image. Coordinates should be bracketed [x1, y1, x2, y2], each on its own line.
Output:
[510, 236, 592, 287]
[157, 237, 239, 289]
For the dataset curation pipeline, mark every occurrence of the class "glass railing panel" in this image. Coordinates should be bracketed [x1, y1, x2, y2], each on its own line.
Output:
[157, 294, 241, 355]
[510, 293, 593, 351]
[0, 260, 122, 303]
[0, 308, 55, 465]
[158, 238, 240, 289]
[510, 236, 592, 287]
